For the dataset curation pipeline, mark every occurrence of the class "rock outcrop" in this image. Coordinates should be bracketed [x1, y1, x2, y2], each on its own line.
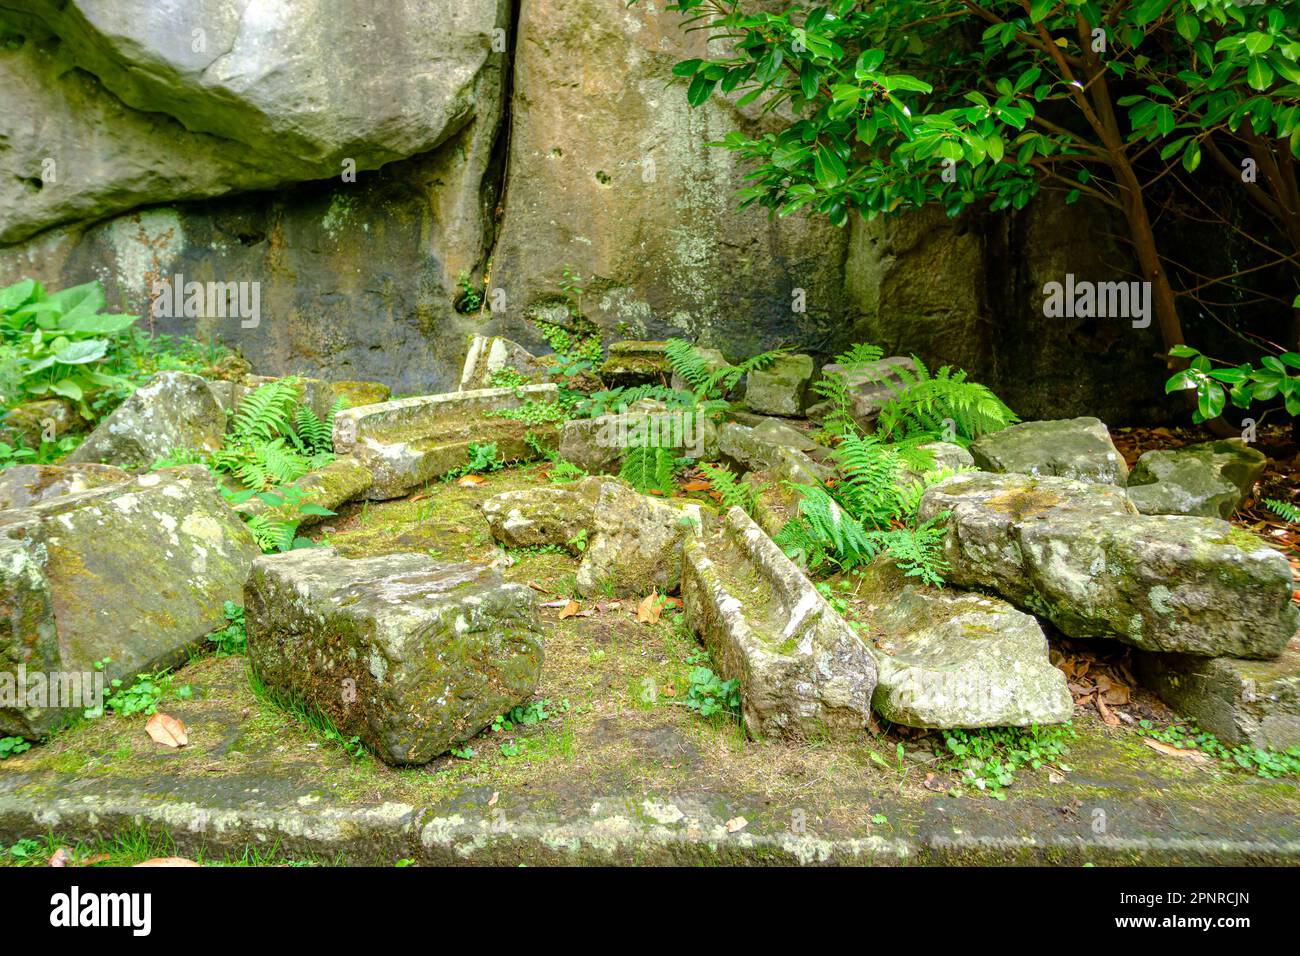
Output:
[0, 463, 129, 510]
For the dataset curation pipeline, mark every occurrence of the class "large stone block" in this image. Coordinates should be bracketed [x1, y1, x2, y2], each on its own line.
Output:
[918, 472, 1298, 658]
[245, 548, 543, 766]
[1126, 439, 1267, 518]
[0, 466, 260, 737]
[969, 417, 1129, 485]
[0, 463, 129, 511]
[682, 506, 876, 740]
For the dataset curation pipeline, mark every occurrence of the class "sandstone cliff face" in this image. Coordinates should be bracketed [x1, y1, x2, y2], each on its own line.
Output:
[0, 1, 1164, 417]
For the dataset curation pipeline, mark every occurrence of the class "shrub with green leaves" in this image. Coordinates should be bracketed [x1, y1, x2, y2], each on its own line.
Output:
[210, 602, 248, 656]
[685, 666, 742, 719]
[0, 736, 31, 759]
[656, 0, 1300, 426]
[1166, 344, 1300, 424]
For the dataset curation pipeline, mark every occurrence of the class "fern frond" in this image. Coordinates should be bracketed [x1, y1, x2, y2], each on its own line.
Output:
[829, 433, 904, 528]
[620, 444, 678, 495]
[834, 342, 884, 371]
[1265, 498, 1300, 524]
[697, 462, 760, 516]
[246, 514, 298, 553]
[664, 339, 714, 391]
[867, 516, 949, 587]
[231, 378, 300, 444]
[876, 363, 1017, 443]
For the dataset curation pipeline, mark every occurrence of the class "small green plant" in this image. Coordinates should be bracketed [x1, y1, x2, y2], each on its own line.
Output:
[210, 601, 248, 656]
[664, 338, 789, 401]
[0, 436, 81, 472]
[150, 446, 209, 470]
[1140, 720, 1300, 779]
[685, 666, 742, 719]
[696, 461, 761, 516]
[226, 483, 336, 554]
[211, 379, 339, 491]
[85, 668, 191, 720]
[0, 736, 31, 759]
[938, 724, 1075, 799]
[449, 745, 475, 760]
[444, 441, 503, 482]
[455, 270, 484, 314]
[492, 698, 562, 732]
[5, 838, 42, 861]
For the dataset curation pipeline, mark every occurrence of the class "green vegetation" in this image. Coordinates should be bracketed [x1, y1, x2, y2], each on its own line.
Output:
[246, 665, 368, 761]
[1166, 345, 1300, 424]
[210, 602, 248, 656]
[697, 461, 762, 516]
[1140, 719, 1300, 778]
[685, 665, 742, 719]
[1264, 497, 1300, 523]
[0, 278, 230, 425]
[658, 1, 1300, 427]
[84, 664, 191, 720]
[0, 736, 31, 759]
[937, 724, 1075, 799]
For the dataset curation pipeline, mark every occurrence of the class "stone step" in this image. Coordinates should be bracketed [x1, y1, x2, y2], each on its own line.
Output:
[681, 506, 876, 740]
[245, 547, 543, 766]
[332, 383, 558, 498]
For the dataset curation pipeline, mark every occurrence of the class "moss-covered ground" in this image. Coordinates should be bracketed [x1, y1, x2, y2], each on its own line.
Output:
[2, 463, 1298, 866]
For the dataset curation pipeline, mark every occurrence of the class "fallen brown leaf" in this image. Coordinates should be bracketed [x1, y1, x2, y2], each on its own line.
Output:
[526, 580, 550, 593]
[488, 791, 499, 807]
[637, 591, 663, 625]
[724, 816, 748, 833]
[680, 480, 711, 492]
[923, 773, 946, 793]
[48, 847, 71, 867]
[134, 857, 200, 868]
[456, 474, 486, 487]
[145, 712, 188, 748]
[1142, 737, 1210, 763]
[1095, 696, 1120, 727]
[559, 600, 581, 619]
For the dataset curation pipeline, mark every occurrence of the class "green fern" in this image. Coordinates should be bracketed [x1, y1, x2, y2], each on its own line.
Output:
[775, 483, 877, 570]
[1265, 498, 1300, 524]
[620, 443, 678, 495]
[245, 514, 298, 553]
[835, 342, 885, 371]
[697, 461, 761, 516]
[873, 359, 1017, 443]
[872, 519, 950, 588]
[230, 378, 300, 444]
[664, 339, 716, 392]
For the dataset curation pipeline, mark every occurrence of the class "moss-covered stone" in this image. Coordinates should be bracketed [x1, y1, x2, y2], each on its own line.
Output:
[245, 547, 543, 765]
[1127, 439, 1267, 518]
[970, 417, 1129, 485]
[744, 354, 815, 417]
[0, 466, 259, 737]
[0, 463, 129, 511]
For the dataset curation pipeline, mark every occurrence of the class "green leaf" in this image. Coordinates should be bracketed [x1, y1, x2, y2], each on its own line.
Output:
[52, 339, 109, 365]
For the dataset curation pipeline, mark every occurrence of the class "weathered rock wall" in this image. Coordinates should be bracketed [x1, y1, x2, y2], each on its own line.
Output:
[0, 0, 1172, 418]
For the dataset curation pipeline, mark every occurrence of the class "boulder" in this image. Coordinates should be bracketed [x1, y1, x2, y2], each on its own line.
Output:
[481, 476, 700, 595]
[682, 506, 876, 740]
[0, 463, 129, 511]
[0, 399, 79, 447]
[67, 371, 226, 469]
[0, 466, 260, 737]
[860, 564, 1072, 728]
[480, 484, 599, 554]
[576, 480, 703, 597]
[332, 383, 558, 499]
[600, 341, 672, 387]
[918, 472, 1298, 659]
[1, 0, 510, 243]
[969, 417, 1128, 485]
[233, 457, 373, 529]
[744, 354, 815, 417]
[245, 548, 543, 766]
[1134, 638, 1300, 751]
[807, 356, 916, 432]
[718, 422, 828, 485]
[1126, 439, 1267, 518]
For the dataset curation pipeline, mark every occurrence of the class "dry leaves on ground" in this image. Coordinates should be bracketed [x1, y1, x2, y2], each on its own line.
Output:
[134, 857, 200, 867]
[725, 816, 748, 833]
[636, 591, 663, 624]
[145, 713, 188, 748]
[1142, 737, 1210, 763]
[456, 474, 486, 487]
